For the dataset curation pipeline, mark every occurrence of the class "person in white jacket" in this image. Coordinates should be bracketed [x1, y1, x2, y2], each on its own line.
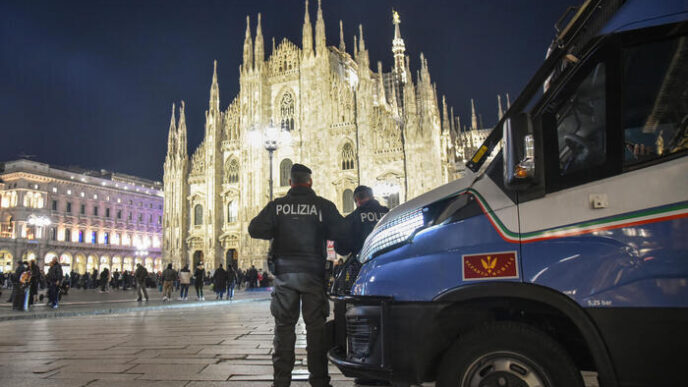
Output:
[178, 264, 191, 300]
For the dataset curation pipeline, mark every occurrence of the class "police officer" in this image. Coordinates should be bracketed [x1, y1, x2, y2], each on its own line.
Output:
[249, 163, 344, 387]
[334, 185, 389, 258]
[333, 185, 390, 386]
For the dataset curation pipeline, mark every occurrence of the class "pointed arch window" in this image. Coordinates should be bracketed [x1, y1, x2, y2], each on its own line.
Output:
[194, 204, 203, 226]
[227, 201, 238, 223]
[341, 142, 355, 170]
[225, 158, 239, 184]
[280, 92, 295, 131]
[342, 189, 354, 213]
[280, 158, 293, 187]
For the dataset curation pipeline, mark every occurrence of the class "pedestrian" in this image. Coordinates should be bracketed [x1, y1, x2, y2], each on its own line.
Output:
[178, 264, 191, 300]
[227, 264, 237, 300]
[213, 264, 228, 300]
[99, 267, 110, 292]
[28, 260, 40, 306]
[249, 163, 345, 387]
[193, 262, 205, 300]
[247, 265, 257, 288]
[10, 261, 30, 311]
[134, 263, 149, 302]
[46, 257, 63, 309]
[113, 269, 120, 289]
[91, 268, 98, 289]
[161, 263, 176, 302]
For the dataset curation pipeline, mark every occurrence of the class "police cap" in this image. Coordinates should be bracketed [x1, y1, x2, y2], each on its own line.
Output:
[291, 163, 312, 175]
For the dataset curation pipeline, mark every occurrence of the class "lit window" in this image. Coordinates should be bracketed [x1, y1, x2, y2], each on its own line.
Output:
[341, 142, 355, 170]
[225, 159, 239, 184]
[93, 194, 98, 200]
[194, 204, 203, 225]
[227, 201, 238, 223]
[67, 190, 72, 195]
[280, 159, 293, 187]
[52, 187, 57, 193]
[80, 192, 85, 197]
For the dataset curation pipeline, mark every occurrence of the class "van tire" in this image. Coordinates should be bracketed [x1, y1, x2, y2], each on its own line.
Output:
[436, 321, 584, 387]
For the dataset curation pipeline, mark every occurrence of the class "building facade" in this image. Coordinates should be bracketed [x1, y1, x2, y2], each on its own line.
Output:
[0, 159, 163, 275]
[163, 1, 498, 270]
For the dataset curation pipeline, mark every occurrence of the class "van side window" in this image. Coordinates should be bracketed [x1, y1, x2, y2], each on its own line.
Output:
[555, 62, 607, 176]
[623, 36, 688, 167]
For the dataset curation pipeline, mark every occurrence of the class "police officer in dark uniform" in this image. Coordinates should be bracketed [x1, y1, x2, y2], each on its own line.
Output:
[334, 185, 390, 386]
[249, 163, 344, 387]
[334, 185, 389, 258]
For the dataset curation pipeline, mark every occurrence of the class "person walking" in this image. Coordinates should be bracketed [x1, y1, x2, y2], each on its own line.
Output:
[28, 260, 40, 307]
[249, 163, 345, 387]
[227, 264, 237, 300]
[193, 262, 205, 300]
[213, 264, 228, 300]
[134, 263, 149, 302]
[178, 264, 191, 300]
[46, 257, 63, 309]
[161, 263, 177, 302]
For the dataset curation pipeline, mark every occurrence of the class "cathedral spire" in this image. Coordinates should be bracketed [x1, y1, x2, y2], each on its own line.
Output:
[254, 13, 264, 69]
[353, 34, 358, 58]
[167, 103, 177, 157]
[358, 24, 366, 51]
[302, 0, 313, 57]
[506, 93, 511, 109]
[377, 61, 386, 105]
[442, 95, 449, 133]
[242, 15, 253, 72]
[356, 24, 369, 68]
[471, 99, 478, 130]
[177, 101, 188, 158]
[338, 20, 345, 52]
[315, 0, 326, 57]
[209, 60, 219, 112]
[497, 94, 504, 120]
[392, 10, 407, 83]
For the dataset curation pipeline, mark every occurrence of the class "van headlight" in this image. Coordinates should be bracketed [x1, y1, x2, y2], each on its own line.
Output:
[359, 208, 425, 263]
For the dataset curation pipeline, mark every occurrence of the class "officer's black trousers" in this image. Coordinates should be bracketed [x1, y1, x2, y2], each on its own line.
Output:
[271, 272, 330, 387]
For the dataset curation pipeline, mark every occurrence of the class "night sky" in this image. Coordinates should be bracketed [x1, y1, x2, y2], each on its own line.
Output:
[0, 0, 573, 181]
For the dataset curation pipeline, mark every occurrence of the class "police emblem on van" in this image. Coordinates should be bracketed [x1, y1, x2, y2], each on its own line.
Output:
[462, 251, 519, 281]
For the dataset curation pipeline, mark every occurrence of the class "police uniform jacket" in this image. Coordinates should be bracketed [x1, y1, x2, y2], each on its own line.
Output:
[334, 199, 389, 257]
[248, 186, 344, 276]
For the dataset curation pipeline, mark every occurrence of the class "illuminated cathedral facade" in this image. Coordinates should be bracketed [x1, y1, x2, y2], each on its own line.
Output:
[162, 1, 497, 270]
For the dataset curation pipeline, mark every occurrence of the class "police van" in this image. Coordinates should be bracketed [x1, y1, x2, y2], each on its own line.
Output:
[328, 1, 688, 386]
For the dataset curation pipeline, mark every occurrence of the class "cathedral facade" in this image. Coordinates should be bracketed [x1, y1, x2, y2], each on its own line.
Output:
[162, 0, 495, 270]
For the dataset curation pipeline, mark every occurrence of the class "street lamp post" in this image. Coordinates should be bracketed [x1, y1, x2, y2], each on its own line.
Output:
[252, 123, 290, 202]
[264, 129, 278, 201]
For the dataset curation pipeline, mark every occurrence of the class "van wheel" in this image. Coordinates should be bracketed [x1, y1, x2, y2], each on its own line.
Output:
[436, 322, 583, 387]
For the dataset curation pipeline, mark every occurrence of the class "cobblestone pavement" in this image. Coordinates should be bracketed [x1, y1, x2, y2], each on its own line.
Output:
[0, 300, 600, 386]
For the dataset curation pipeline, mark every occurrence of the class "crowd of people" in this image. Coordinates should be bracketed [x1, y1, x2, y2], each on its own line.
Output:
[0, 258, 276, 311]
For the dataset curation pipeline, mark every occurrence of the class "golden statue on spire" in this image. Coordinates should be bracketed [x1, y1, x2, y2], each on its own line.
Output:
[393, 10, 400, 25]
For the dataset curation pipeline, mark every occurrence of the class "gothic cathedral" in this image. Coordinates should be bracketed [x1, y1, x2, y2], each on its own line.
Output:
[163, 1, 482, 270]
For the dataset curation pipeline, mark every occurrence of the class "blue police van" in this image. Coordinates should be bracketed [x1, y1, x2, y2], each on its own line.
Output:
[328, 1, 688, 386]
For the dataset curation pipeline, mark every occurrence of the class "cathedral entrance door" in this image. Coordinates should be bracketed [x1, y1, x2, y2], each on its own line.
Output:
[193, 251, 204, 267]
[226, 249, 237, 270]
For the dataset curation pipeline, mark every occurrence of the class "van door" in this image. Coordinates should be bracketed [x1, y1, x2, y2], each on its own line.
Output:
[520, 28, 688, 385]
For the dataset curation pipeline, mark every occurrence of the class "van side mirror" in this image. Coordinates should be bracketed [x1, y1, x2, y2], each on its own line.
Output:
[504, 112, 536, 190]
